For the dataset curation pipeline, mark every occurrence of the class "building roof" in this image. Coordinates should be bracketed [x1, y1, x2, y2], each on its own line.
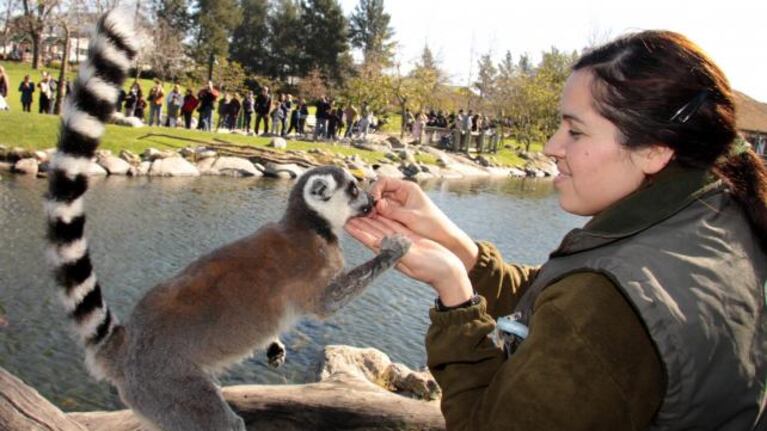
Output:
[734, 90, 767, 134]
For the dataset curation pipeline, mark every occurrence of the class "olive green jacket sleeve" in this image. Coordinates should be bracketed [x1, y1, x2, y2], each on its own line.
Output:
[467, 241, 540, 320]
[426, 243, 664, 431]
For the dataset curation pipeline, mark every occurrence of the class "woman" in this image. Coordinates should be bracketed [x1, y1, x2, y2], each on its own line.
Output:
[181, 89, 198, 129]
[19, 74, 35, 112]
[165, 84, 183, 128]
[346, 31, 767, 430]
[0, 65, 8, 99]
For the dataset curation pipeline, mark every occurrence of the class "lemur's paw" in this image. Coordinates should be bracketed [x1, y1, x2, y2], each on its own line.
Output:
[380, 234, 411, 259]
[267, 341, 286, 368]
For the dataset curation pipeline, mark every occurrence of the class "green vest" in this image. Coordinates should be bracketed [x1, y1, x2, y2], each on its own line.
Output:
[516, 178, 767, 430]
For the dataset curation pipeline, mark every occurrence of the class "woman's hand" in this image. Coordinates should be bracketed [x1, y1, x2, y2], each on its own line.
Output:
[369, 177, 479, 271]
[345, 215, 474, 307]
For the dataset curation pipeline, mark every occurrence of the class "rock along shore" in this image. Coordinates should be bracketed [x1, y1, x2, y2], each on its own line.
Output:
[0, 134, 558, 183]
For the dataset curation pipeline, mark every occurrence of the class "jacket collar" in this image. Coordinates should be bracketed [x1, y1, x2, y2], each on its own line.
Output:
[551, 163, 722, 257]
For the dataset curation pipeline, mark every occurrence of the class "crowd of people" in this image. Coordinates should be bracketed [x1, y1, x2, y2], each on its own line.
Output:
[112, 79, 384, 141]
[0, 67, 71, 114]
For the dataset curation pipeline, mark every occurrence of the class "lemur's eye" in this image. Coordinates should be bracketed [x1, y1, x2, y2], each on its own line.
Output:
[348, 183, 359, 198]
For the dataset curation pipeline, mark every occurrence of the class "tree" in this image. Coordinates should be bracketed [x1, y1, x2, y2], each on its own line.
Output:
[229, 0, 269, 75]
[419, 43, 437, 70]
[153, 0, 190, 32]
[299, 0, 349, 84]
[340, 61, 390, 116]
[21, 0, 59, 69]
[348, 0, 394, 67]
[0, 0, 20, 58]
[191, 0, 242, 64]
[265, 0, 301, 81]
[147, 16, 187, 81]
[297, 67, 326, 101]
[473, 52, 497, 111]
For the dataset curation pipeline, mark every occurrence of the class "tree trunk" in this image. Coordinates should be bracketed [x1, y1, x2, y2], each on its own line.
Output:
[399, 103, 406, 139]
[31, 31, 42, 69]
[54, 25, 70, 115]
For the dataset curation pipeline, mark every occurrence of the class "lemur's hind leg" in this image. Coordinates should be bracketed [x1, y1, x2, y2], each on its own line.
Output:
[266, 337, 286, 368]
[317, 234, 411, 317]
[120, 365, 245, 431]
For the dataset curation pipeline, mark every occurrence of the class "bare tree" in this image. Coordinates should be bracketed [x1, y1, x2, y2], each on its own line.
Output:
[0, 0, 19, 58]
[21, 0, 59, 69]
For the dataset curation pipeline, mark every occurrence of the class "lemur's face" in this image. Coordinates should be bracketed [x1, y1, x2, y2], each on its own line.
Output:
[303, 168, 373, 231]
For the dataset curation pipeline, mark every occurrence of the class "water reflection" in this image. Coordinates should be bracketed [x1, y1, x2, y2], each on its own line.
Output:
[0, 174, 583, 411]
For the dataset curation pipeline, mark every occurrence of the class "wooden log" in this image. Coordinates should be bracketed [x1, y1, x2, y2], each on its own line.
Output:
[67, 375, 445, 431]
[0, 367, 87, 431]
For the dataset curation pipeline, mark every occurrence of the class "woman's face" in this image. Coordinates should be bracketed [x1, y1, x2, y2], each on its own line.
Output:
[544, 70, 651, 216]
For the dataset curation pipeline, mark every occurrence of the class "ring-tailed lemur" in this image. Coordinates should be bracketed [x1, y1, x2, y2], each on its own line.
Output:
[45, 10, 410, 431]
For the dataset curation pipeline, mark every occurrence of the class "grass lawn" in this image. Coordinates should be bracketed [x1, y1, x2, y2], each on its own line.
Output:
[1, 60, 542, 168]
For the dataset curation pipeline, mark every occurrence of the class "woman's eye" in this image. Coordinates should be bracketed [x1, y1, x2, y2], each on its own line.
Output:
[568, 129, 583, 138]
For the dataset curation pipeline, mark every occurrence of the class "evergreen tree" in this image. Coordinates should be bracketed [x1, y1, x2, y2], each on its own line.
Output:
[153, 0, 191, 32]
[299, 0, 350, 84]
[230, 0, 269, 75]
[192, 0, 242, 65]
[348, 0, 395, 66]
[266, 0, 301, 80]
[420, 44, 437, 70]
[474, 52, 497, 99]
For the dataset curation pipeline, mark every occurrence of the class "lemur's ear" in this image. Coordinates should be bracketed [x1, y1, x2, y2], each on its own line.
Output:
[310, 177, 332, 201]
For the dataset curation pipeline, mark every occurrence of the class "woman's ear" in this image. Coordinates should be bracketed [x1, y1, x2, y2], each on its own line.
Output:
[632, 145, 675, 175]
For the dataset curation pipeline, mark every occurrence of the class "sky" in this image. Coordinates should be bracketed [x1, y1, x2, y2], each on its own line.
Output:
[339, 0, 767, 103]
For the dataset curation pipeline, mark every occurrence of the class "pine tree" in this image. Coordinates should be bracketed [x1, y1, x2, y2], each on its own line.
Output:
[474, 52, 497, 100]
[299, 0, 350, 84]
[420, 44, 437, 71]
[192, 0, 242, 64]
[230, 0, 270, 75]
[267, 0, 301, 81]
[154, 0, 191, 32]
[348, 0, 395, 67]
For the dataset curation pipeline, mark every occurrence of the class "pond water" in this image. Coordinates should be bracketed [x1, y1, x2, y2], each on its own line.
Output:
[0, 174, 584, 411]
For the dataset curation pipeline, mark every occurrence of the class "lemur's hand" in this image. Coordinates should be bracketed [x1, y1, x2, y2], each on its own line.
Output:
[365, 177, 478, 271]
[346, 215, 473, 306]
[379, 234, 411, 260]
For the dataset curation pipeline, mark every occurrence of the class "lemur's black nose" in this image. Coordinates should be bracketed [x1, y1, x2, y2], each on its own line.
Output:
[360, 193, 375, 215]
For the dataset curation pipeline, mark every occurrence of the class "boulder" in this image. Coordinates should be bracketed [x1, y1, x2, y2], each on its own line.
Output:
[196, 157, 218, 175]
[135, 161, 152, 176]
[143, 148, 175, 161]
[118, 149, 141, 166]
[109, 112, 144, 127]
[97, 155, 132, 175]
[385, 135, 406, 149]
[263, 162, 305, 179]
[373, 163, 404, 179]
[8, 147, 33, 163]
[149, 157, 200, 177]
[268, 137, 288, 149]
[401, 163, 420, 178]
[13, 158, 38, 175]
[196, 149, 218, 160]
[211, 157, 263, 177]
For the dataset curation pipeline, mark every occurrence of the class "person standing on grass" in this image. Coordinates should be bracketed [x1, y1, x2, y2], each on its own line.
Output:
[344, 103, 357, 138]
[196, 81, 218, 131]
[0, 65, 8, 99]
[38, 72, 54, 114]
[298, 98, 308, 136]
[19, 74, 35, 112]
[147, 80, 165, 126]
[124, 82, 141, 118]
[228, 93, 241, 131]
[181, 89, 198, 129]
[255, 86, 271, 135]
[165, 84, 183, 128]
[242, 91, 255, 133]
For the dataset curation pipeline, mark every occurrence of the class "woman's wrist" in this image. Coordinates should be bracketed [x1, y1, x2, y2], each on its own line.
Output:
[439, 227, 479, 272]
[433, 270, 474, 307]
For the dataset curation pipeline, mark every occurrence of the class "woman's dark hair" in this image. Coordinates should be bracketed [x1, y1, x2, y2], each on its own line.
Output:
[574, 30, 767, 248]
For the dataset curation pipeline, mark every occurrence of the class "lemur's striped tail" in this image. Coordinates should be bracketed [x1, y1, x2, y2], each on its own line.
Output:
[45, 10, 137, 378]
